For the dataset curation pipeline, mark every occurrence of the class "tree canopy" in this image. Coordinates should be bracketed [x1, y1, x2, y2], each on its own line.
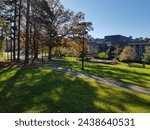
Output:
[0, 0, 93, 63]
[119, 46, 136, 62]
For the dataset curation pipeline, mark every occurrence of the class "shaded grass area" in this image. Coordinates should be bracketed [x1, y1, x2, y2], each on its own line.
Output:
[48, 60, 150, 88]
[0, 66, 150, 112]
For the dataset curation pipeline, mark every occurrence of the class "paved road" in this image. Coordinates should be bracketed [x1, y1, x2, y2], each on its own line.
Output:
[41, 64, 150, 96]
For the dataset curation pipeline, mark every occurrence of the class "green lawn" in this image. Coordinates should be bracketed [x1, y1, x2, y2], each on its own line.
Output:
[48, 60, 150, 88]
[0, 66, 150, 112]
[0, 54, 10, 62]
[0, 56, 5, 62]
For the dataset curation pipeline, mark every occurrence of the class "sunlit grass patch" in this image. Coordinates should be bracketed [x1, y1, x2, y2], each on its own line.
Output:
[48, 60, 150, 88]
[0, 66, 150, 113]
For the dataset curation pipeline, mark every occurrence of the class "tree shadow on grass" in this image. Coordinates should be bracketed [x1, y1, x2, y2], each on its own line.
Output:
[0, 67, 104, 112]
[0, 67, 150, 113]
[48, 60, 150, 88]
[0, 62, 15, 75]
[98, 86, 150, 112]
[83, 64, 150, 88]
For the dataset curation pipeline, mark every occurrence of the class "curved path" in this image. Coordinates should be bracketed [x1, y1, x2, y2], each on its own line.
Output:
[42, 64, 150, 96]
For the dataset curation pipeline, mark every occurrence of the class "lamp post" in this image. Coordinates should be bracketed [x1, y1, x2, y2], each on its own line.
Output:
[81, 31, 87, 70]
[81, 36, 84, 70]
[77, 22, 88, 70]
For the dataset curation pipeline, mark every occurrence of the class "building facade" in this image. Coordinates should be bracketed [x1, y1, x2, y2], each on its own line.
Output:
[88, 35, 150, 60]
[105, 35, 132, 45]
[128, 42, 150, 60]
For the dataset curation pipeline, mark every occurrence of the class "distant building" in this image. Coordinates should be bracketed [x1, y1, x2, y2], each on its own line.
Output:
[88, 35, 132, 56]
[88, 35, 150, 60]
[104, 35, 132, 45]
[88, 37, 111, 56]
[128, 42, 150, 60]
[88, 42, 99, 57]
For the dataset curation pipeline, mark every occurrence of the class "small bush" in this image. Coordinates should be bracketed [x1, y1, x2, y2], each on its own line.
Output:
[119, 46, 136, 62]
[98, 52, 108, 60]
[111, 58, 119, 65]
[143, 46, 150, 63]
[85, 57, 91, 61]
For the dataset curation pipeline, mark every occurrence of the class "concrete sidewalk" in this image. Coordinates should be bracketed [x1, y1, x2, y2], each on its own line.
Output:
[42, 64, 150, 96]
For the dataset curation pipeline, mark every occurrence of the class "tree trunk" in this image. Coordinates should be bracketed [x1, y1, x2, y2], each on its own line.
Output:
[41, 44, 44, 62]
[17, 0, 22, 63]
[33, 43, 38, 60]
[13, 0, 17, 61]
[48, 46, 52, 60]
[9, 5, 13, 62]
[10, 39, 13, 62]
[33, 30, 39, 61]
[24, 0, 30, 64]
[6, 38, 9, 60]
[48, 33, 52, 60]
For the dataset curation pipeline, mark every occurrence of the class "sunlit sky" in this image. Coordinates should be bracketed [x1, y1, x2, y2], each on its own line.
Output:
[60, 0, 150, 39]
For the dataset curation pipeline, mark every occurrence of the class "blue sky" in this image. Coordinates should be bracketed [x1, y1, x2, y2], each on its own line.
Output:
[60, 0, 150, 39]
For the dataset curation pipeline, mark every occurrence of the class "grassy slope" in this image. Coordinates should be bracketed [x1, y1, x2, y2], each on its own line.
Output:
[0, 66, 150, 113]
[48, 60, 150, 88]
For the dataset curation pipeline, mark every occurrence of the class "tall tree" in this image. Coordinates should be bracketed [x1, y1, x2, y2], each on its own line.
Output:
[36, 0, 93, 60]
[143, 46, 150, 63]
[75, 22, 93, 70]
[12, 0, 17, 61]
[30, 0, 42, 61]
[17, 0, 22, 62]
[0, 0, 12, 58]
[24, 0, 30, 64]
[1, 0, 93, 63]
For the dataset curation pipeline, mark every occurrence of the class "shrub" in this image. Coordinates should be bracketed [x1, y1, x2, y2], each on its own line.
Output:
[143, 46, 150, 63]
[98, 52, 108, 60]
[65, 48, 79, 57]
[119, 46, 136, 62]
[111, 58, 119, 65]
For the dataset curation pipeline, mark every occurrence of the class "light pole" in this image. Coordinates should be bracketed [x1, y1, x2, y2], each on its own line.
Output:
[77, 21, 93, 70]
[77, 22, 88, 70]
[81, 36, 84, 70]
[81, 32, 87, 70]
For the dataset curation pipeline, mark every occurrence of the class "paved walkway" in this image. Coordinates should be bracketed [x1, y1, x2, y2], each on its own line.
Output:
[41, 64, 150, 96]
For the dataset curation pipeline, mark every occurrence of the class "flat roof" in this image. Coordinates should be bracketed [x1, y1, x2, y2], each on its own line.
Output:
[128, 42, 150, 45]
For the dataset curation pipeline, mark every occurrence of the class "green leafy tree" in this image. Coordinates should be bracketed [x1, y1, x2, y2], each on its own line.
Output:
[112, 44, 122, 60]
[36, 0, 92, 60]
[98, 52, 108, 61]
[1, 0, 93, 63]
[119, 46, 136, 62]
[143, 46, 150, 63]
